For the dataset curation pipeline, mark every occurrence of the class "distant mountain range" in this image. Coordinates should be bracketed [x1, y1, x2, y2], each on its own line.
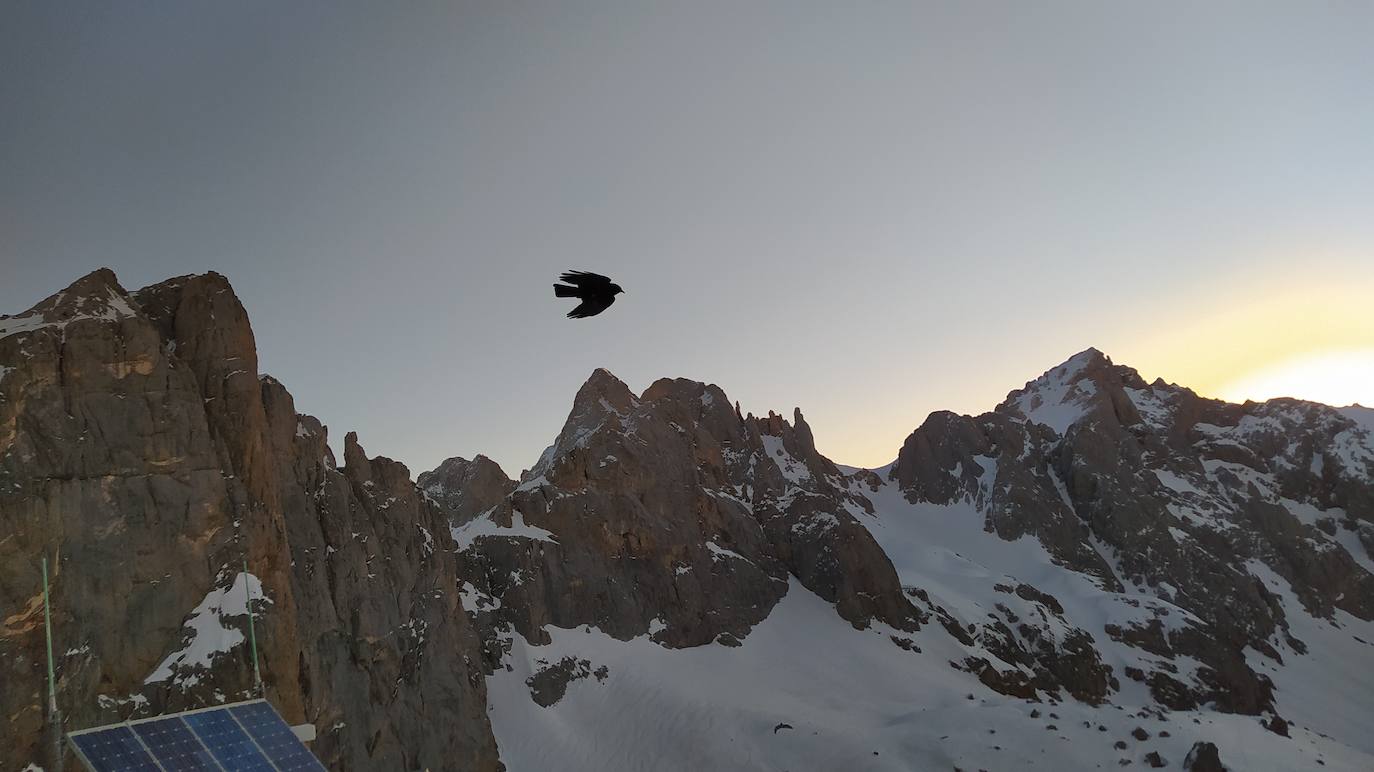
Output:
[2, 270, 1371, 770]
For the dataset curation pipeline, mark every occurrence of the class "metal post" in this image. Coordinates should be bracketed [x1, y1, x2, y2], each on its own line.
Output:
[244, 558, 263, 696]
[42, 555, 63, 770]
[42, 556, 57, 714]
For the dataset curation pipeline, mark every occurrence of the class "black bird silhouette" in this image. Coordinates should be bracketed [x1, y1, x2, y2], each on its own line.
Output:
[553, 270, 624, 318]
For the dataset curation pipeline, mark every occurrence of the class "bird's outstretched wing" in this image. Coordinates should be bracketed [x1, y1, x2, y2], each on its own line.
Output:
[559, 270, 613, 289]
[567, 295, 615, 319]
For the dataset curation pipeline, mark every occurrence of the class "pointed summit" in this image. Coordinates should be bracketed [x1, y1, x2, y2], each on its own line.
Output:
[997, 348, 1147, 434]
[419, 454, 515, 525]
[572, 368, 637, 415]
[529, 369, 641, 479]
[343, 431, 373, 484]
[57, 267, 123, 297]
[0, 267, 140, 339]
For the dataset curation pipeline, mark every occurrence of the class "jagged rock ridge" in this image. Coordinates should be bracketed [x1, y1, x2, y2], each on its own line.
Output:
[4, 271, 1373, 771]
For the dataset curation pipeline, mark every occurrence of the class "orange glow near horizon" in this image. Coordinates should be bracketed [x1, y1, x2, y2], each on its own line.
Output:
[1213, 349, 1374, 408]
[800, 269, 1374, 471]
[1117, 273, 1374, 410]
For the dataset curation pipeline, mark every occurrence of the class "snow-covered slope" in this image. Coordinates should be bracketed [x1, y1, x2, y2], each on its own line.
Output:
[486, 577, 1367, 771]
[1340, 404, 1374, 434]
[857, 477, 1374, 770]
[472, 474, 1371, 771]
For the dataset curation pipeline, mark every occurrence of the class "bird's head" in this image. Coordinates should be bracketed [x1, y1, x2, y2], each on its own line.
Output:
[610, 284, 625, 295]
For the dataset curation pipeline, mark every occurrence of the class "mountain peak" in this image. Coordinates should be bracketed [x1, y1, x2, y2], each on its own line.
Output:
[996, 348, 1146, 435]
[64, 266, 122, 293]
[0, 267, 140, 340]
[1056, 346, 1111, 375]
[343, 431, 373, 483]
[419, 454, 515, 524]
[572, 368, 637, 414]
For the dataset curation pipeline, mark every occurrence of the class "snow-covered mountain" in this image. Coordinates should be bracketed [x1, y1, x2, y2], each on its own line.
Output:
[2, 270, 1371, 771]
[449, 349, 1374, 772]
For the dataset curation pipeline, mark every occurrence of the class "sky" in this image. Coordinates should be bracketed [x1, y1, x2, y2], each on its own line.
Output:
[3, 2, 1373, 476]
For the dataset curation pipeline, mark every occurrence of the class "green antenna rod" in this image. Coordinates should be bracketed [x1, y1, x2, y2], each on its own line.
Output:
[42, 554, 64, 771]
[42, 555, 57, 714]
[244, 557, 263, 696]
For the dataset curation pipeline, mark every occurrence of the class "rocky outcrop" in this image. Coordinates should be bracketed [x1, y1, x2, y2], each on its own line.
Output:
[418, 454, 515, 527]
[892, 408, 1120, 587]
[0, 270, 501, 770]
[1183, 741, 1226, 771]
[740, 404, 921, 630]
[438, 370, 921, 677]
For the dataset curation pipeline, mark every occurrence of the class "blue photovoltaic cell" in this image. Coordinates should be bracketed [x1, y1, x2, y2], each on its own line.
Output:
[132, 716, 219, 771]
[70, 700, 326, 772]
[70, 726, 161, 772]
[181, 709, 275, 771]
[229, 702, 328, 771]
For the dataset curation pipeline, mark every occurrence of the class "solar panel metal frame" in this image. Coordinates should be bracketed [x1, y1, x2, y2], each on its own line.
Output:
[67, 699, 321, 772]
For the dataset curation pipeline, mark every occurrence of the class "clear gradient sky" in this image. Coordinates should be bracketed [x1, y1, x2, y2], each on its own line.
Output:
[3, 2, 1372, 475]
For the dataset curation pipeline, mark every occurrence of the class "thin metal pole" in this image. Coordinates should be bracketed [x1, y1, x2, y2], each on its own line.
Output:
[42, 554, 63, 771]
[243, 558, 263, 695]
[42, 556, 57, 713]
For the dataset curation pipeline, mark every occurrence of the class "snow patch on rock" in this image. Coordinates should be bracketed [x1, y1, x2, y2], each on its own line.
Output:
[452, 508, 557, 551]
[144, 572, 270, 689]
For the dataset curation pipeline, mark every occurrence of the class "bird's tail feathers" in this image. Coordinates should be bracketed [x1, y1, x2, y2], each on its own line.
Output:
[554, 284, 578, 297]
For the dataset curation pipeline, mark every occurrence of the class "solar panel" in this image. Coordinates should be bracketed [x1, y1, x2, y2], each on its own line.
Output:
[229, 702, 328, 771]
[69, 725, 162, 772]
[69, 699, 321, 772]
[132, 716, 220, 771]
[181, 709, 275, 771]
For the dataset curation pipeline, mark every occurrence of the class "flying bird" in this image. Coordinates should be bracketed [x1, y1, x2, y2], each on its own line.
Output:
[553, 270, 624, 319]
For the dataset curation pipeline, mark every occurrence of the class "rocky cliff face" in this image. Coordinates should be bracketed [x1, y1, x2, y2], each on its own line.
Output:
[0, 270, 500, 770]
[417, 454, 515, 527]
[428, 351, 1373, 770]
[444, 370, 919, 677]
[4, 272, 1373, 772]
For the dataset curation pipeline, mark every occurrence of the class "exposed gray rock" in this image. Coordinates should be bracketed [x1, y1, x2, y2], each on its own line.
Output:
[448, 371, 921, 670]
[0, 270, 501, 770]
[887, 348, 1374, 714]
[1183, 741, 1225, 771]
[418, 454, 515, 526]
[525, 656, 606, 707]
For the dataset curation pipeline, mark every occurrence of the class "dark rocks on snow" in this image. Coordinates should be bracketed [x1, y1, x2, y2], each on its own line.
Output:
[526, 657, 601, 708]
[1183, 741, 1226, 772]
